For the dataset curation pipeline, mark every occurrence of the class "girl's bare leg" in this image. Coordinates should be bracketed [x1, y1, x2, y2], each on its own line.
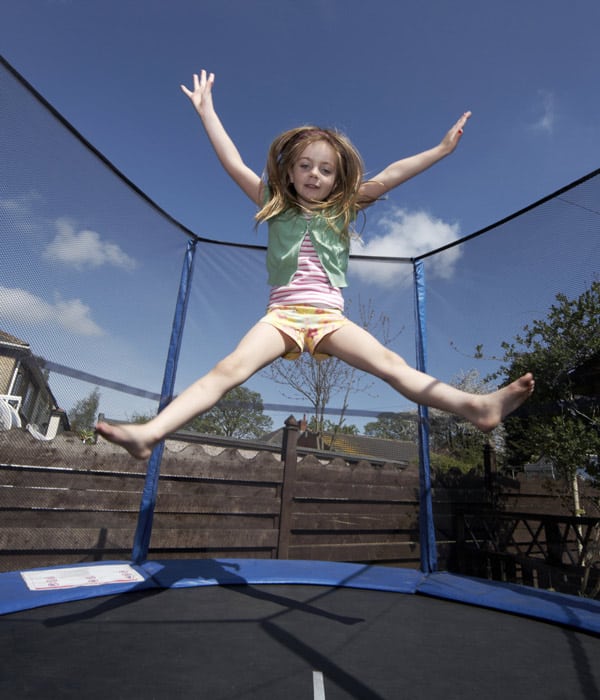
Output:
[317, 322, 534, 432]
[96, 322, 295, 459]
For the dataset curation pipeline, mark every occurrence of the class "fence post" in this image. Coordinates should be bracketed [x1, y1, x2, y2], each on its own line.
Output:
[277, 415, 299, 559]
[455, 513, 467, 574]
[483, 440, 497, 496]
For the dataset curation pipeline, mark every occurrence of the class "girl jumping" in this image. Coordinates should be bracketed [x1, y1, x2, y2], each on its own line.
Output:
[96, 70, 534, 459]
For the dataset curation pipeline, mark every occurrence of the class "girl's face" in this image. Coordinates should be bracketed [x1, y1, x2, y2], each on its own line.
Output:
[288, 140, 338, 207]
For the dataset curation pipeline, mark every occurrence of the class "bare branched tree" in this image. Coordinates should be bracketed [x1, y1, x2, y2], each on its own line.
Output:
[263, 298, 402, 442]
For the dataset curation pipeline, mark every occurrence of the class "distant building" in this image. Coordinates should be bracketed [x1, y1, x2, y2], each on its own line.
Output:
[319, 432, 418, 466]
[262, 417, 418, 467]
[0, 330, 68, 438]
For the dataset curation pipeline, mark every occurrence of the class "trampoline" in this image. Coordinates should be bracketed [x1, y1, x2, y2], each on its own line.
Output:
[1, 559, 600, 699]
[2, 54, 600, 700]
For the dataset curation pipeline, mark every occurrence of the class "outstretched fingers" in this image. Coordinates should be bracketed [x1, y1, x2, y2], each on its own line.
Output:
[180, 69, 215, 109]
[442, 110, 472, 152]
[455, 110, 472, 133]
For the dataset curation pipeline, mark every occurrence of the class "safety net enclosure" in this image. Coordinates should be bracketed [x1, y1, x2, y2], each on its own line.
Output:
[1, 54, 600, 698]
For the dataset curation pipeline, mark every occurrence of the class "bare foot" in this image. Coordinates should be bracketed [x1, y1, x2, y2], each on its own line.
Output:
[95, 421, 157, 460]
[470, 372, 535, 433]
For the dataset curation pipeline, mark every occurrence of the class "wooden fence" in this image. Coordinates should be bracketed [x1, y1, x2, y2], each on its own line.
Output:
[0, 418, 426, 573]
[1, 419, 598, 600]
[454, 511, 600, 597]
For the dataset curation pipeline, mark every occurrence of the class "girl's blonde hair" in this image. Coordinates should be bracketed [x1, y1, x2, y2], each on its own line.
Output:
[256, 126, 364, 238]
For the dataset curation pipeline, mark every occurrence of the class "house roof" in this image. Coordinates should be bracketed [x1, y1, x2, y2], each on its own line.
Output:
[0, 329, 61, 414]
[323, 433, 418, 465]
[0, 330, 29, 348]
[264, 426, 417, 466]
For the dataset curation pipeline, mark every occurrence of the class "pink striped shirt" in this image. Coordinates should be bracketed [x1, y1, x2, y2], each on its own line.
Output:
[268, 232, 344, 310]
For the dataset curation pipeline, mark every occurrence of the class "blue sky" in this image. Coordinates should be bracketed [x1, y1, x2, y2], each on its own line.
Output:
[3, 1, 600, 239]
[1, 0, 600, 429]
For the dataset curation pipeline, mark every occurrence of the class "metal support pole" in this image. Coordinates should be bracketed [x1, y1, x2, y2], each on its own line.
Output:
[132, 239, 198, 564]
[413, 259, 438, 573]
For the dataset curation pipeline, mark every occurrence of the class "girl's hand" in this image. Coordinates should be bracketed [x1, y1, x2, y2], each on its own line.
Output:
[440, 110, 472, 154]
[180, 69, 215, 116]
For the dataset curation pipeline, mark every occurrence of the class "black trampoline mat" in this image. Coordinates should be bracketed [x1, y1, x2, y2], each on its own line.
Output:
[1, 584, 599, 699]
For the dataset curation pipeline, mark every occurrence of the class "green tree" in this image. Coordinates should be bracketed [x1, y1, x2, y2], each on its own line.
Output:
[128, 411, 154, 424]
[493, 281, 600, 510]
[308, 417, 359, 435]
[69, 387, 101, 441]
[365, 370, 497, 473]
[364, 411, 418, 440]
[185, 385, 273, 439]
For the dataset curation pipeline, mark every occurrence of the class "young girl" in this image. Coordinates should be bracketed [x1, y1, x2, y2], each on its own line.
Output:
[96, 70, 534, 459]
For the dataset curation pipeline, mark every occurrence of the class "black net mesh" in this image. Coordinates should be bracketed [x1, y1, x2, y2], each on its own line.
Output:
[1, 56, 598, 582]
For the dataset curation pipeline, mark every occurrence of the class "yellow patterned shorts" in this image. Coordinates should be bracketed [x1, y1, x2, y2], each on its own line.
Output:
[260, 305, 351, 360]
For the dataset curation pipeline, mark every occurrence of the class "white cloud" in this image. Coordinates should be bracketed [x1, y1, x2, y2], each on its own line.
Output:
[532, 89, 556, 134]
[349, 207, 463, 288]
[43, 218, 138, 271]
[0, 286, 104, 337]
[0, 192, 44, 232]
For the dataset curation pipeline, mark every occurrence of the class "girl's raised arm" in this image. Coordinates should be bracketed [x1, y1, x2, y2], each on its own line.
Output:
[181, 70, 262, 206]
[357, 111, 471, 207]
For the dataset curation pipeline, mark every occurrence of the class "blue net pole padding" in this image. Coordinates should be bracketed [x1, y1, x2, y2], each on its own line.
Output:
[413, 259, 437, 573]
[132, 239, 198, 564]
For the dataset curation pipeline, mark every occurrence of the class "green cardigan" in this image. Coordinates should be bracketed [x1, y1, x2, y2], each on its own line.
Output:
[266, 199, 353, 289]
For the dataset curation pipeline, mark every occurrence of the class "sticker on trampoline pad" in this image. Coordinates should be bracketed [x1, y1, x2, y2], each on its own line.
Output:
[20, 564, 146, 591]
